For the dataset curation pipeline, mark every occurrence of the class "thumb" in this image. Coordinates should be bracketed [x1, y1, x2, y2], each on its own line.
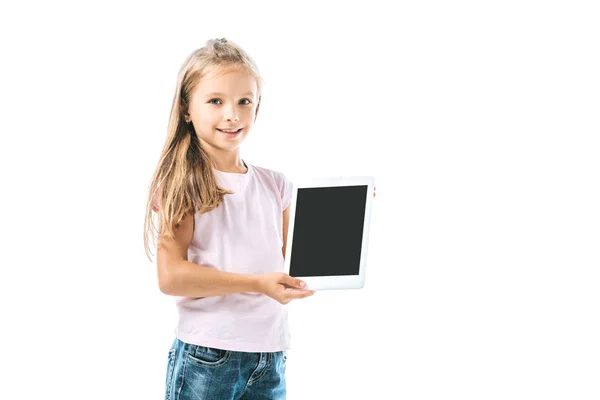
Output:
[284, 275, 306, 289]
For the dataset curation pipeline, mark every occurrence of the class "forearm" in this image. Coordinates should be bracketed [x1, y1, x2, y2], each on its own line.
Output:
[163, 260, 262, 297]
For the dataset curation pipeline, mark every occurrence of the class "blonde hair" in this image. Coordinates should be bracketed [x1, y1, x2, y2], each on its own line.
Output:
[143, 38, 264, 261]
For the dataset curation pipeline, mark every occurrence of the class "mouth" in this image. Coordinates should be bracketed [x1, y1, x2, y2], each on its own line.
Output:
[217, 127, 243, 137]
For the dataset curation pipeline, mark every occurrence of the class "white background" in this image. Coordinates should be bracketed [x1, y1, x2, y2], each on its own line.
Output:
[1, 1, 599, 399]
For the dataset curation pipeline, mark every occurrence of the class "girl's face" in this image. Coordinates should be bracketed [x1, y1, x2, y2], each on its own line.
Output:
[186, 69, 259, 152]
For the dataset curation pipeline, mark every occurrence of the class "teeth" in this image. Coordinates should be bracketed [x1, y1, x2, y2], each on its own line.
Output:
[219, 128, 240, 133]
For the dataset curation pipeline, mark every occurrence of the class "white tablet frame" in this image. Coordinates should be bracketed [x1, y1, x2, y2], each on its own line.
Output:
[283, 175, 375, 290]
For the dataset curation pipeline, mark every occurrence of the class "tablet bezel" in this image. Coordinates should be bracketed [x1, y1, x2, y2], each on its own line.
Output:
[283, 175, 375, 290]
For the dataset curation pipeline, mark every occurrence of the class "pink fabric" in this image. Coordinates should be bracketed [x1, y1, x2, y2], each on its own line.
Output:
[158, 161, 294, 352]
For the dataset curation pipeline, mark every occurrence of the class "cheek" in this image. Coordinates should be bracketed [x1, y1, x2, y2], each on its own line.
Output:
[192, 110, 218, 124]
[243, 107, 258, 119]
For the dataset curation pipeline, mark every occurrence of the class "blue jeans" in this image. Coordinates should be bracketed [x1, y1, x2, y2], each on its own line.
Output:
[165, 337, 287, 400]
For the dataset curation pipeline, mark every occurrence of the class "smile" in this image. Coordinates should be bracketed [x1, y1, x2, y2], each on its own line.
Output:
[217, 128, 243, 137]
[217, 128, 242, 133]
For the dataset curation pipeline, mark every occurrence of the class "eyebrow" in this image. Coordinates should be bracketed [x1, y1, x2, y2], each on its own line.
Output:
[204, 91, 255, 97]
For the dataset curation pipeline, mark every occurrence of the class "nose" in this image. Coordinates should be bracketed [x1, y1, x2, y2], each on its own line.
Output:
[225, 105, 239, 122]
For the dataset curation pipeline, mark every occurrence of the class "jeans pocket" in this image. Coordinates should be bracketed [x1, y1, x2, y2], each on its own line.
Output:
[187, 345, 231, 367]
[165, 348, 176, 400]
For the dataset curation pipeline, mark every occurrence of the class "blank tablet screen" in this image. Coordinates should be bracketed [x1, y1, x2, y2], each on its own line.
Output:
[289, 185, 368, 277]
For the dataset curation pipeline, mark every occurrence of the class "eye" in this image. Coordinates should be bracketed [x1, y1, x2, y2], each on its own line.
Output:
[208, 98, 252, 105]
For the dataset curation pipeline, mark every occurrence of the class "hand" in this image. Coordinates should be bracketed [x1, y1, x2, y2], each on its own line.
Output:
[257, 272, 315, 305]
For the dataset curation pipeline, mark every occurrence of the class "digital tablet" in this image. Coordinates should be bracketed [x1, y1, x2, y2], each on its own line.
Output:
[283, 176, 375, 290]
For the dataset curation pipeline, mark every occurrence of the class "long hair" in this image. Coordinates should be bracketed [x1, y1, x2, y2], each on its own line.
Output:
[143, 38, 263, 261]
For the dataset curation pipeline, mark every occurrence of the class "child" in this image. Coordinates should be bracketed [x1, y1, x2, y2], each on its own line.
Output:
[143, 38, 316, 400]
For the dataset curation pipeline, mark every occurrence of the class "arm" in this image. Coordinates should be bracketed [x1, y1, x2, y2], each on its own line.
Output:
[157, 208, 314, 302]
[157, 212, 260, 297]
[282, 204, 290, 259]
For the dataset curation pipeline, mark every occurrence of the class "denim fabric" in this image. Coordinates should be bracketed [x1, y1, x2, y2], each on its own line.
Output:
[165, 337, 287, 400]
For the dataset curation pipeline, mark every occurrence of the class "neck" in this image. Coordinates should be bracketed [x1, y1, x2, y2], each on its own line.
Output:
[201, 143, 247, 173]
[213, 158, 247, 173]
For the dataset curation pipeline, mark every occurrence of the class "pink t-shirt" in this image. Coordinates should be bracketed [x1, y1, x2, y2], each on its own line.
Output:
[158, 161, 294, 352]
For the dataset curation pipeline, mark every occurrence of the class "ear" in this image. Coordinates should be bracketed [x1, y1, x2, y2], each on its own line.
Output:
[254, 97, 261, 122]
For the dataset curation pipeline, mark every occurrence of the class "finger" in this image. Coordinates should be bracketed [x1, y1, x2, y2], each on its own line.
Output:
[298, 290, 316, 299]
[286, 288, 315, 299]
[283, 274, 306, 289]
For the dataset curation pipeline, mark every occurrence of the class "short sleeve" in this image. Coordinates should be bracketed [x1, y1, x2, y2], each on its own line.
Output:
[277, 172, 294, 212]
